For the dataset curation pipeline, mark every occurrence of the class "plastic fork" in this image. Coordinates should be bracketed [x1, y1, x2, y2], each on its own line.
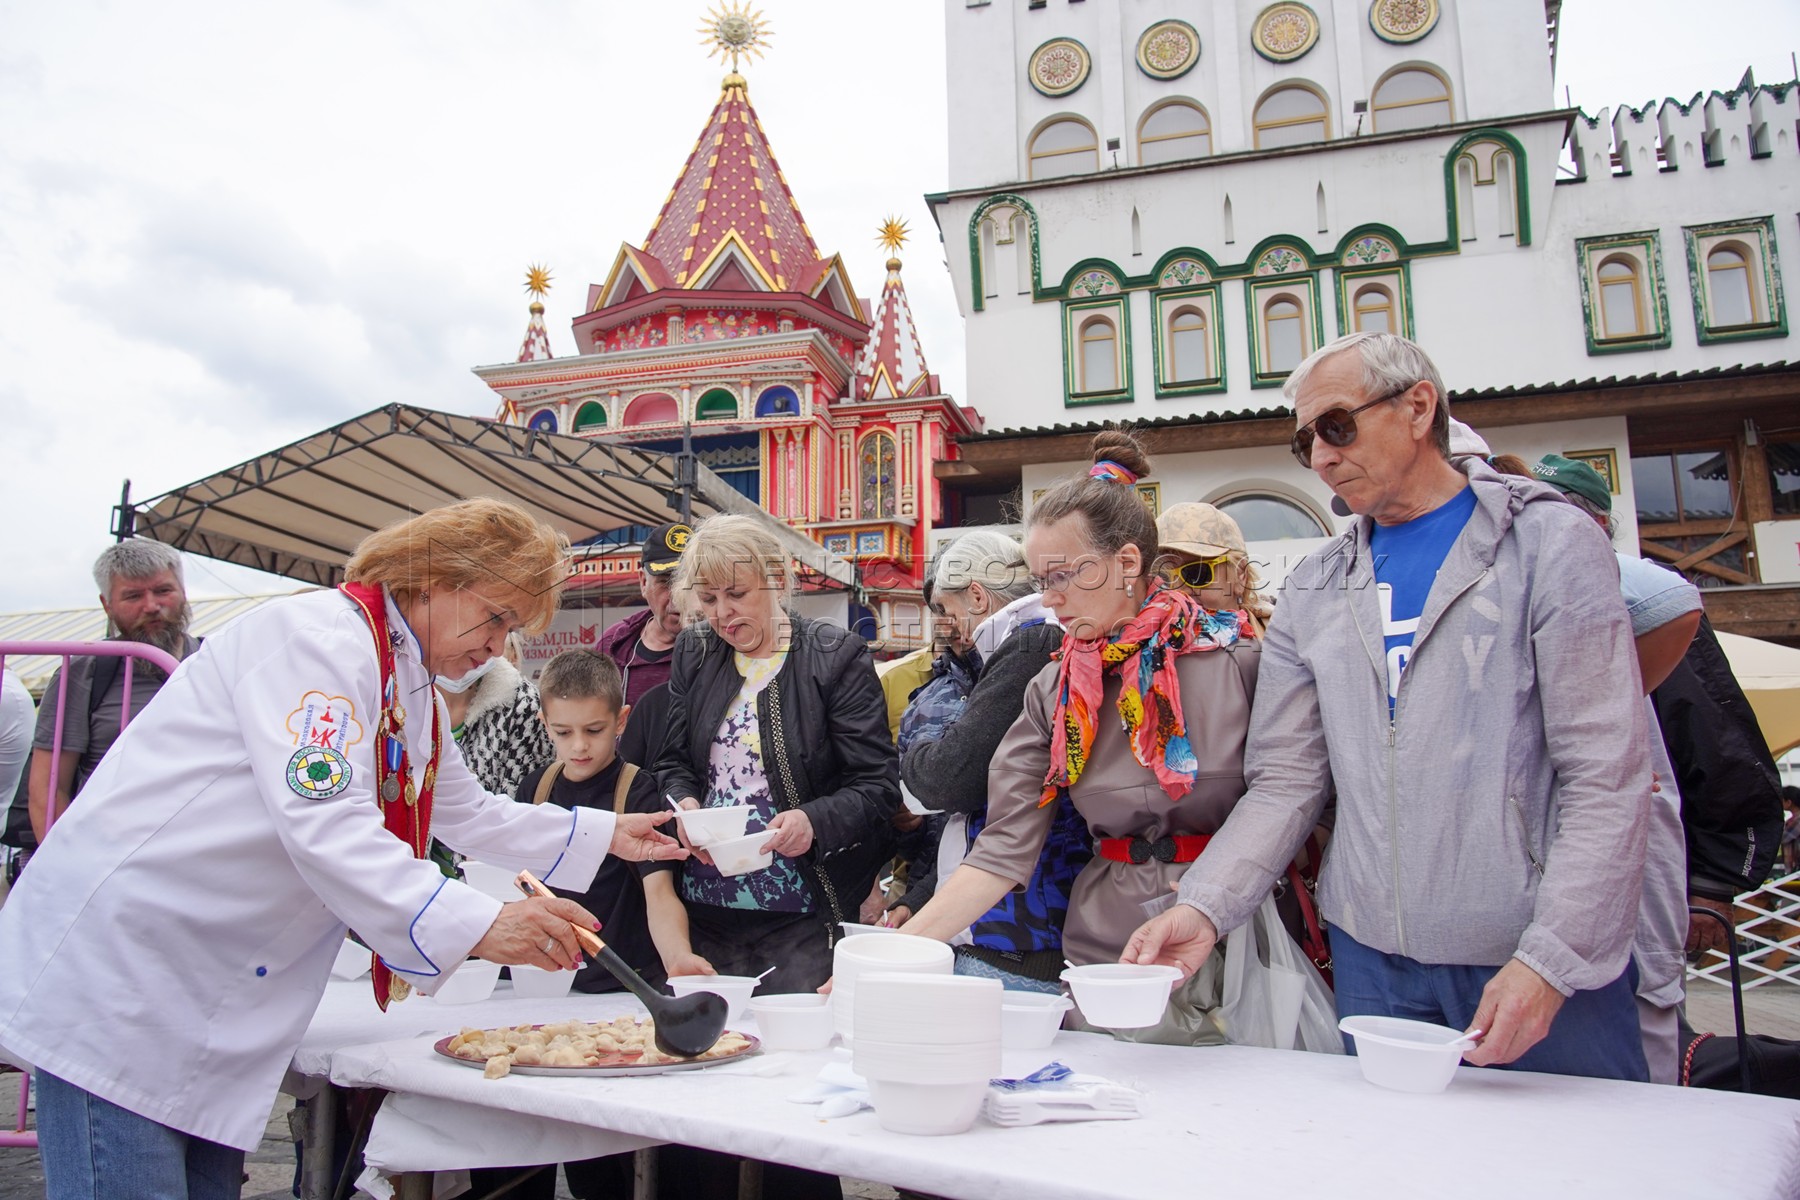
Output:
[984, 1084, 1144, 1126]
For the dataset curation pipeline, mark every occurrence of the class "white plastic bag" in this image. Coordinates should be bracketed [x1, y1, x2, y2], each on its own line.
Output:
[1215, 893, 1341, 1054]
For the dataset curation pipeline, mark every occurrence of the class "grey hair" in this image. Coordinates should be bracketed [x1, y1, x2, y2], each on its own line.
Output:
[933, 530, 1033, 605]
[1558, 488, 1620, 540]
[1283, 331, 1451, 458]
[93, 539, 184, 594]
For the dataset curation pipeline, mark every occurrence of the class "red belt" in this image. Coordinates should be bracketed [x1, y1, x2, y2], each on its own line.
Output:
[1096, 834, 1210, 864]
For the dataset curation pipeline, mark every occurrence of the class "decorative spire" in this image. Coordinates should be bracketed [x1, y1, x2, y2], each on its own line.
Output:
[855, 219, 936, 400]
[640, 32, 820, 293]
[517, 263, 554, 363]
[699, 2, 773, 82]
[876, 215, 909, 272]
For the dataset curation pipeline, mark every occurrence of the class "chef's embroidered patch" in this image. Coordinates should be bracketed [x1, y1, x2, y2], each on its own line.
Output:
[286, 746, 353, 798]
[286, 691, 364, 751]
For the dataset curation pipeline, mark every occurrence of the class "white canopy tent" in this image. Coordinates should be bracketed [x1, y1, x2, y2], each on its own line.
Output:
[1717, 630, 1800, 757]
[120, 403, 854, 591]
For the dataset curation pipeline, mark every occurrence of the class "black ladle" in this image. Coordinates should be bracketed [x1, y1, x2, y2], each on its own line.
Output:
[513, 870, 728, 1058]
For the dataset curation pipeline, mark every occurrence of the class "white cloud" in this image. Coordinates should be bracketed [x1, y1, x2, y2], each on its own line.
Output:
[1, 0, 1788, 612]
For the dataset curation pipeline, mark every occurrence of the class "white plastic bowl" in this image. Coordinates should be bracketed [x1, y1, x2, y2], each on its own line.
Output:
[749, 994, 835, 1051]
[1059, 963, 1181, 1029]
[1000, 992, 1074, 1049]
[430, 958, 501, 1005]
[867, 1078, 988, 1136]
[675, 805, 755, 849]
[510, 963, 576, 1000]
[668, 974, 759, 1025]
[706, 830, 775, 876]
[1337, 1015, 1470, 1093]
[831, 937, 955, 1043]
[458, 860, 521, 902]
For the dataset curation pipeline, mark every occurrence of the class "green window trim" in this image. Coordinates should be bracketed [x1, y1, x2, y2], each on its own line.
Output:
[967, 193, 1042, 313]
[1151, 285, 1227, 397]
[1682, 215, 1787, 345]
[1244, 274, 1324, 388]
[1575, 231, 1673, 355]
[1335, 262, 1415, 339]
[1061, 297, 1134, 407]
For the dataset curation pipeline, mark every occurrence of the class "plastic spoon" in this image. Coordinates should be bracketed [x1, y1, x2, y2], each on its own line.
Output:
[515, 870, 727, 1058]
[754, 965, 777, 984]
[1450, 1028, 1484, 1051]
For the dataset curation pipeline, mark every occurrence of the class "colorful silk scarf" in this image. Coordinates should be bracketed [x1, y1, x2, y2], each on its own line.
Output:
[1039, 581, 1245, 807]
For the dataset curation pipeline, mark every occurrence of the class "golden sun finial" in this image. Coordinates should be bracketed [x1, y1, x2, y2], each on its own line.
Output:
[876, 216, 910, 256]
[524, 263, 553, 299]
[699, 2, 773, 75]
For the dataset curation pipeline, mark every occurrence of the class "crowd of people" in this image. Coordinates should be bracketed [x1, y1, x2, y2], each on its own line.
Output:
[0, 329, 1789, 1199]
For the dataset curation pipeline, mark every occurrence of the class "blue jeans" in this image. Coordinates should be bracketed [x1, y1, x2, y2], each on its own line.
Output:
[36, 1069, 244, 1200]
[1330, 926, 1649, 1083]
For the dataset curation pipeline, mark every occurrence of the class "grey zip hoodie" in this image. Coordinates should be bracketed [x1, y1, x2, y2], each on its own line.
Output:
[1179, 459, 1652, 996]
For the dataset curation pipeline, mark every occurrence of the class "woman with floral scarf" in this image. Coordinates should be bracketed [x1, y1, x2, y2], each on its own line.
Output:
[895, 429, 1264, 1045]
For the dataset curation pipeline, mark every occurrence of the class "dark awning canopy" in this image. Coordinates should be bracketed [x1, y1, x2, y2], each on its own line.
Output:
[123, 403, 854, 588]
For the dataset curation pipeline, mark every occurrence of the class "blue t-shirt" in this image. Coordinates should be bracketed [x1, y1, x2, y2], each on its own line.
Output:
[1369, 486, 1477, 715]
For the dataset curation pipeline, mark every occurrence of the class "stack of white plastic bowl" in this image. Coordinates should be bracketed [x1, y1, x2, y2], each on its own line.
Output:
[830, 935, 952, 1045]
[852, 973, 1003, 1136]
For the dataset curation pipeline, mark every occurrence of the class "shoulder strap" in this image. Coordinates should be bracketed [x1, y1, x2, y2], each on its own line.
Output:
[87, 654, 122, 718]
[613, 762, 640, 814]
[532, 761, 564, 806]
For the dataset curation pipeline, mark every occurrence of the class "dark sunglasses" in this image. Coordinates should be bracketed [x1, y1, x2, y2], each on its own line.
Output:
[1290, 385, 1412, 468]
[1172, 554, 1232, 589]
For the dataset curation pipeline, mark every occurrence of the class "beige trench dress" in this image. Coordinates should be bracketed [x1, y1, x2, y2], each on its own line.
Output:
[962, 641, 1262, 1042]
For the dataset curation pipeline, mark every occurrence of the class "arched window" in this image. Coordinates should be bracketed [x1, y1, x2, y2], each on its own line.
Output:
[1138, 100, 1211, 166]
[1352, 284, 1395, 334]
[1707, 244, 1758, 327]
[695, 388, 738, 420]
[1263, 296, 1307, 373]
[1216, 493, 1329, 540]
[754, 385, 799, 417]
[572, 400, 607, 432]
[623, 392, 678, 426]
[859, 432, 898, 520]
[1029, 117, 1099, 180]
[1253, 85, 1329, 150]
[1166, 306, 1209, 382]
[527, 409, 558, 433]
[1370, 67, 1452, 134]
[1078, 315, 1118, 393]
[1596, 255, 1645, 339]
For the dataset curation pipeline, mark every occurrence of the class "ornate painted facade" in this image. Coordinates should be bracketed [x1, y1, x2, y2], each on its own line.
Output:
[474, 51, 980, 651]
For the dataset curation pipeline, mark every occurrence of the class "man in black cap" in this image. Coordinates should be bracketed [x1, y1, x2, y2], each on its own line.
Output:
[596, 522, 690, 709]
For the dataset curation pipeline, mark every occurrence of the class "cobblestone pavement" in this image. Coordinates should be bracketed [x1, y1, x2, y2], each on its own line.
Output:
[5, 980, 1800, 1199]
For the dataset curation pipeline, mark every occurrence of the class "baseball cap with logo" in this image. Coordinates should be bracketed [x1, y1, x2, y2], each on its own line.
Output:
[1531, 454, 1612, 513]
[641, 522, 692, 576]
[1157, 503, 1248, 560]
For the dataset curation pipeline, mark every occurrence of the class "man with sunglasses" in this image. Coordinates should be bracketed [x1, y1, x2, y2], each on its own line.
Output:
[1127, 331, 1653, 1083]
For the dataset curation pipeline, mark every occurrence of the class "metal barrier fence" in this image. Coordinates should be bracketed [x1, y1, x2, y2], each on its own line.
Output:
[1687, 869, 1800, 991]
[0, 639, 184, 1150]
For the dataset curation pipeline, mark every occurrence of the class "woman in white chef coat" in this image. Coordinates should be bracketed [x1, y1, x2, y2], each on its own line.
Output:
[0, 499, 686, 1200]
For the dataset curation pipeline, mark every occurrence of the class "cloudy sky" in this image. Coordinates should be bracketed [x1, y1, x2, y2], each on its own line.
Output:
[2, 0, 1796, 611]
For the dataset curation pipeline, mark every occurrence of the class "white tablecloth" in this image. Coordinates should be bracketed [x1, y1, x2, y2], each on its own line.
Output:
[305, 979, 1800, 1200]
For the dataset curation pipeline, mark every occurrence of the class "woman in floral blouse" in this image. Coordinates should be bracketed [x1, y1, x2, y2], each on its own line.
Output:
[646, 515, 898, 995]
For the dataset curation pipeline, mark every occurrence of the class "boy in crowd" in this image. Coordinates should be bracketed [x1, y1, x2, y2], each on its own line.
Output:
[521, 649, 666, 994]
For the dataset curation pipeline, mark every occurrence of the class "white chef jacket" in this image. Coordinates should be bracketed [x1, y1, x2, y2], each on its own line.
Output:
[0, 587, 612, 1151]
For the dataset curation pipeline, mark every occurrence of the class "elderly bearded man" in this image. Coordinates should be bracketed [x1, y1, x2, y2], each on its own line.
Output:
[27, 539, 201, 844]
[1127, 331, 1652, 1081]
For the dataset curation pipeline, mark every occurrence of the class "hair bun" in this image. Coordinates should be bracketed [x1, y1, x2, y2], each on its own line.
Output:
[1091, 428, 1151, 480]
